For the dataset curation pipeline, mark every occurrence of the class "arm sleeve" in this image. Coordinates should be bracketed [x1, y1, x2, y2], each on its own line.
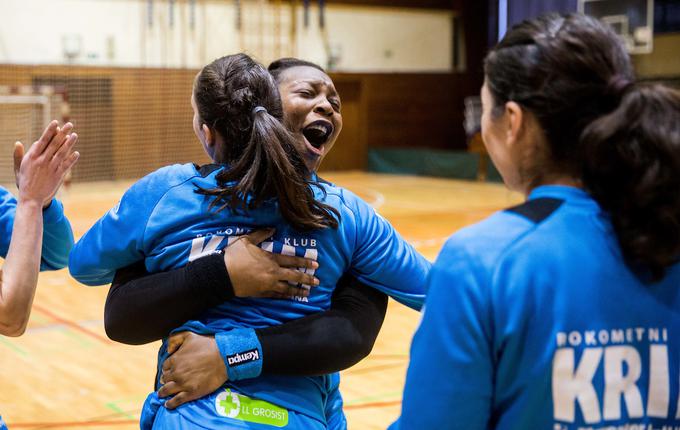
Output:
[390, 240, 494, 430]
[0, 188, 17, 258]
[105, 257, 388, 376]
[0, 189, 73, 271]
[105, 254, 235, 344]
[68, 174, 164, 286]
[38, 199, 75, 271]
[345, 191, 431, 311]
[257, 273, 388, 375]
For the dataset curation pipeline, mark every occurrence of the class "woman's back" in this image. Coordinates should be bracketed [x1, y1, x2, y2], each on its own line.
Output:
[398, 185, 680, 429]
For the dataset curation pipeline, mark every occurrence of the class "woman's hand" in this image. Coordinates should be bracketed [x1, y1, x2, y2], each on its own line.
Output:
[14, 121, 79, 207]
[226, 228, 320, 299]
[158, 331, 226, 409]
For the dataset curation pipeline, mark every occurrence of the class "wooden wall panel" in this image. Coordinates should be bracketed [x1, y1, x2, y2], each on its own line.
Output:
[1, 64, 478, 180]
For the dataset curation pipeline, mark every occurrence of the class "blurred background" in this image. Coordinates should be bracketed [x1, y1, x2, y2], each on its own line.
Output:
[1, 0, 677, 188]
[1, 1, 680, 429]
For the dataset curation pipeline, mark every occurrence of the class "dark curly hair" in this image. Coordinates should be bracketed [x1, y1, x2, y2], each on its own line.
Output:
[484, 13, 680, 280]
[193, 53, 339, 231]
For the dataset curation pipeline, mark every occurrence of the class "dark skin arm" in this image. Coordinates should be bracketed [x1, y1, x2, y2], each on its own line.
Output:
[105, 233, 388, 408]
[105, 229, 320, 344]
[157, 275, 387, 408]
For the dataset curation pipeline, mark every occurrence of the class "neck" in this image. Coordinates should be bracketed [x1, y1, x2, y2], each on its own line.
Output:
[523, 175, 582, 197]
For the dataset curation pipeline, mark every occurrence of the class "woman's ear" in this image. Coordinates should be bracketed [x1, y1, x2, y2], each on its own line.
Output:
[505, 101, 524, 148]
[201, 124, 215, 148]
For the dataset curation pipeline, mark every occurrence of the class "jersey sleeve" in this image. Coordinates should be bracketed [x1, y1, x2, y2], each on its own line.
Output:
[68, 171, 172, 286]
[0, 188, 74, 271]
[390, 237, 494, 430]
[0, 187, 17, 258]
[38, 199, 75, 270]
[343, 190, 430, 310]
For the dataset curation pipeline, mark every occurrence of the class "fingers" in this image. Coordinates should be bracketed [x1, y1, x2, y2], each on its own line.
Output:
[275, 282, 310, 298]
[242, 228, 275, 245]
[276, 267, 319, 287]
[272, 253, 319, 270]
[166, 332, 188, 355]
[52, 133, 78, 169]
[13, 142, 24, 177]
[30, 120, 59, 155]
[42, 122, 73, 160]
[158, 381, 179, 399]
[164, 392, 193, 410]
[61, 150, 80, 173]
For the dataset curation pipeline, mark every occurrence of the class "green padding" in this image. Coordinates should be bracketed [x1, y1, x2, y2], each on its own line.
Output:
[368, 147, 502, 182]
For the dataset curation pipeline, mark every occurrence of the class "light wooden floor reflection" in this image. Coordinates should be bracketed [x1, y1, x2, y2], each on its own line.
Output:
[0, 172, 521, 430]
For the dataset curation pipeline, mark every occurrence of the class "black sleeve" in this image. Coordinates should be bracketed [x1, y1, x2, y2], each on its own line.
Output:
[106, 257, 388, 375]
[258, 274, 388, 375]
[104, 254, 234, 345]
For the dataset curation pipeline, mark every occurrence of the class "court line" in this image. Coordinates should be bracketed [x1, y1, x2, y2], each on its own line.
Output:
[105, 402, 137, 421]
[343, 362, 405, 376]
[31, 304, 110, 345]
[345, 390, 402, 406]
[9, 419, 138, 429]
[366, 353, 408, 360]
[0, 335, 28, 357]
[344, 400, 402, 410]
[351, 186, 386, 209]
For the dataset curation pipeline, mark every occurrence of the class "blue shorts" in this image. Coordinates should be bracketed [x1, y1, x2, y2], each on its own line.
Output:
[141, 389, 326, 430]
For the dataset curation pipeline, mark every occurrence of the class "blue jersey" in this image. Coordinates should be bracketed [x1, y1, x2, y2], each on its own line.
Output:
[391, 185, 680, 430]
[0, 186, 74, 270]
[69, 163, 430, 423]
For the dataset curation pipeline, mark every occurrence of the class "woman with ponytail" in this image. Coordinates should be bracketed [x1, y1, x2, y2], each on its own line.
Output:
[392, 13, 680, 430]
[68, 53, 429, 429]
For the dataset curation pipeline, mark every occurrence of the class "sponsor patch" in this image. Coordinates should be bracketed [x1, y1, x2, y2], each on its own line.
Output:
[215, 389, 289, 427]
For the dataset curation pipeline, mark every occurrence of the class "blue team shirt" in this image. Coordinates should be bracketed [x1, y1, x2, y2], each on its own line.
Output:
[69, 163, 430, 423]
[391, 185, 680, 430]
[0, 186, 74, 270]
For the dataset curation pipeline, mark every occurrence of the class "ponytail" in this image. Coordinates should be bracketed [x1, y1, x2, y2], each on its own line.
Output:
[581, 84, 680, 280]
[193, 54, 339, 231]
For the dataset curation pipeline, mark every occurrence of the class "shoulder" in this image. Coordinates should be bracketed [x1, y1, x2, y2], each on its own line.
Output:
[138, 163, 203, 188]
[439, 197, 566, 274]
[126, 163, 202, 197]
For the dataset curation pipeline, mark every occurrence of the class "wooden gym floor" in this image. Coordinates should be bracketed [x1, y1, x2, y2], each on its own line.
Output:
[0, 172, 522, 429]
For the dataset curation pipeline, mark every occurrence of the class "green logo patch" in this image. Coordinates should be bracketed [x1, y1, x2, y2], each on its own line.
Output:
[215, 389, 289, 427]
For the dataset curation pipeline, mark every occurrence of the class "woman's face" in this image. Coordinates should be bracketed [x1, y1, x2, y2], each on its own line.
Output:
[191, 92, 216, 160]
[480, 81, 523, 192]
[276, 66, 343, 172]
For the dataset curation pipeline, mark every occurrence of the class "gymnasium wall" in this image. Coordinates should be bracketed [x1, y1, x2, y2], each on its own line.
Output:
[0, 64, 472, 183]
[0, 0, 453, 72]
[633, 33, 680, 79]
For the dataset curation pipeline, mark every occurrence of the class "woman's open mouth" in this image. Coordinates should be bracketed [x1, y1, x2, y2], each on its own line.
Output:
[301, 120, 334, 155]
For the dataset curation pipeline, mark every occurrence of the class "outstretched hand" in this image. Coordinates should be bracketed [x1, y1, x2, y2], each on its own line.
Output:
[14, 120, 79, 207]
[225, 228, 320, 299]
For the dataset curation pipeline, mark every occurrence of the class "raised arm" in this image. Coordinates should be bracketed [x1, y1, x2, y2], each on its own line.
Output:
[0, 121, 79, 335]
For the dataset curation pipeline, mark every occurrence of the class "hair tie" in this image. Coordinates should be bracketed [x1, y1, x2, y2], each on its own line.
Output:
[252, 106, 267, 116]
[607, 75, 635, 97]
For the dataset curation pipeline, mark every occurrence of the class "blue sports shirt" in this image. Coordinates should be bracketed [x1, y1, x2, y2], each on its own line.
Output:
[69, 163, 430, 423]
[391, 185, 680, 430]
[0, 186, 74, 270]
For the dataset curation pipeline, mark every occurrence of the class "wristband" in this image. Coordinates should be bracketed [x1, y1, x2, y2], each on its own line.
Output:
[216, 328, 263, 381]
